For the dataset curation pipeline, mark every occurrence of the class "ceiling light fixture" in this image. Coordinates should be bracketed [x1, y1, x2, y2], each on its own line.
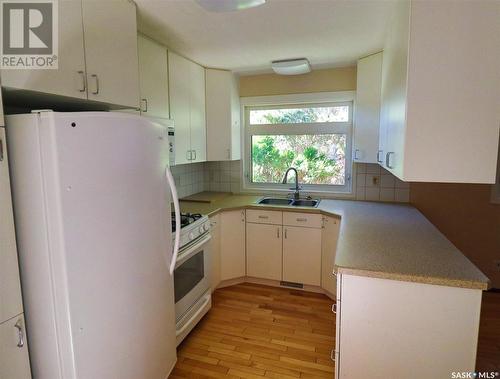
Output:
[271, 58, 311, 75]
[196, 0, 266, 12]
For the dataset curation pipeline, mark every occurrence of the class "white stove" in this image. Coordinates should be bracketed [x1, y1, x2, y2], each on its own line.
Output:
[170, 212, 212, 345]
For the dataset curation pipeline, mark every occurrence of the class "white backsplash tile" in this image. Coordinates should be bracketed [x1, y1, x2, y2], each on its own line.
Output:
[170, 162, 206, 198]
[365, 187, 381, 201]
[171, 161, 410, 203]
[366, 164, 381, 174]
[356, 173, 366, 186]
[380, 174, 396, 188]
[355, 163, 410, 203]
[380, 188, 396, 202]
[395, 188, 410, 202]
[355, 186, 366, 200]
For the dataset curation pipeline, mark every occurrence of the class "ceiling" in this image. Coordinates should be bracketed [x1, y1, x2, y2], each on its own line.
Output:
[135, 0, 394, 75]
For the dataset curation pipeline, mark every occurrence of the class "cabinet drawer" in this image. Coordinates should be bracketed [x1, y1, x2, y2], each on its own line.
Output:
[283, 212, 322, 228]
[246, 210, 282, 225]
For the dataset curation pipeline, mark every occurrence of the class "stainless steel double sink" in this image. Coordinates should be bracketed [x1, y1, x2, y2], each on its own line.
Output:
[257, 197, 320, 208]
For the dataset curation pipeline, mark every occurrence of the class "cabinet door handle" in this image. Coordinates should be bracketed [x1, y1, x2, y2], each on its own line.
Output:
[377, 150, 383, 163]
[90, 74, 99, 95]
[258, 215, 268, 219]
[14, 319, 24, 348]
[77, 70, 86, 92]
[193, 150, 197, 160]
[386, 152, 395, 169]
[330, 349, 336, 362]
[186, 150, 191, 161]
[296, 218, 307, 222]
[277, 228, 280, 238]
[284, 228, 287, 239]
[354, 149, 360, 160]
[331, 303, 337, 314]
[241, 210, 245, 222]
[0, 138, 4, 162]
[141, 98, 148, 113]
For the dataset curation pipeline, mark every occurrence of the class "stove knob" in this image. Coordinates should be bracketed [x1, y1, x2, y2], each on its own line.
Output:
[188, 232, 194, 240]
[203, 224, 209, 232]
[199, 226, 204, 234]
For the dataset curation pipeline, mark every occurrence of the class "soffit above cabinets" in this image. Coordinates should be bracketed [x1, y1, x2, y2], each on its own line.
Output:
[135, 0, 394, 74]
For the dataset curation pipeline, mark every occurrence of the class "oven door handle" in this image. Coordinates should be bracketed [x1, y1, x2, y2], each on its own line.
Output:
[175, 293, 211, 337]
[175, 233, 212, 267]
[165, 166, 181, 275]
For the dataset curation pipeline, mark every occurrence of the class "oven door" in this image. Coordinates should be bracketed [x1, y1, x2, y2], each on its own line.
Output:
[173, 233, 211, 320]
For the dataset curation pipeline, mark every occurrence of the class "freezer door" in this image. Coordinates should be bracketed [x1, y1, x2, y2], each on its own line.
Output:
[10, 112, 177, 379]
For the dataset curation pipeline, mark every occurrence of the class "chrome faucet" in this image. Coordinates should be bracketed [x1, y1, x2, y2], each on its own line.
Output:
[282, 167, 301, 200]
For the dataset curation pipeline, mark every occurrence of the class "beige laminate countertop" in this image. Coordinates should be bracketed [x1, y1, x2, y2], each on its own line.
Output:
[180, 192, 490, 290]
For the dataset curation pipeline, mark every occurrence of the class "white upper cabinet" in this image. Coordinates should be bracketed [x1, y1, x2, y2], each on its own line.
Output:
[1, 0, 140, 108]
[0, 128, 24, 324]
[137, 35, 169, 118]
[380, 0, 500, 183]
[82, 0, 139, 108]
[354, 52, 383, 164]
[206, 69, 241, 161]
[168, 51, 207, 164]
[168, 52, 191, 165]
[1, 0, 87, 99]
[189, 62, 207, 162]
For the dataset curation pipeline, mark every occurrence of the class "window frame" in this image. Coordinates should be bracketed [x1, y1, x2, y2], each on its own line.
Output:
[241, 91, 355, 195]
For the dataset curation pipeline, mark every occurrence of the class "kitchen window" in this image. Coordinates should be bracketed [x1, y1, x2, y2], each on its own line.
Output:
[243, 94, 353, 194]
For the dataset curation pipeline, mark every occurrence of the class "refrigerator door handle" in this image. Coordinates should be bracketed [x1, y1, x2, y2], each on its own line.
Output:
[165, 166, 181, 275]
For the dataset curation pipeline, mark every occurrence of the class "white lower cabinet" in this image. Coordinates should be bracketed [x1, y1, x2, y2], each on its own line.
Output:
[209, 214, 221, 291]
[321, 216, 340, 295]
[220, 210, 246, 281]
[283, 226, 322, 286]
[0, 315, 31, 379]
[245, 210, 323, 286]
[246, 223, 282, 280]
[335, 273, 482, 378]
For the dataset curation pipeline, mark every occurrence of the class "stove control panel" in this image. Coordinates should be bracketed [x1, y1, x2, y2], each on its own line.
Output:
[173, 215, 211, 249]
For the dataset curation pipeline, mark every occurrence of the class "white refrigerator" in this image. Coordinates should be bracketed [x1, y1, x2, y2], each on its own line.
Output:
[6, 111, 179, 379]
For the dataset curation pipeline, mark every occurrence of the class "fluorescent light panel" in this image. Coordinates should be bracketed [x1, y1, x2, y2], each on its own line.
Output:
[196, 0, 266, 12]
[271, 59, 311, 75]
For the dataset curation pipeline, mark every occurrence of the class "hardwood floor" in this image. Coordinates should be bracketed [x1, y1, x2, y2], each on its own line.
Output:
[170, 284, 500, 378]
[476, 290, 500, 371]
[171, 283, 335, 378]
